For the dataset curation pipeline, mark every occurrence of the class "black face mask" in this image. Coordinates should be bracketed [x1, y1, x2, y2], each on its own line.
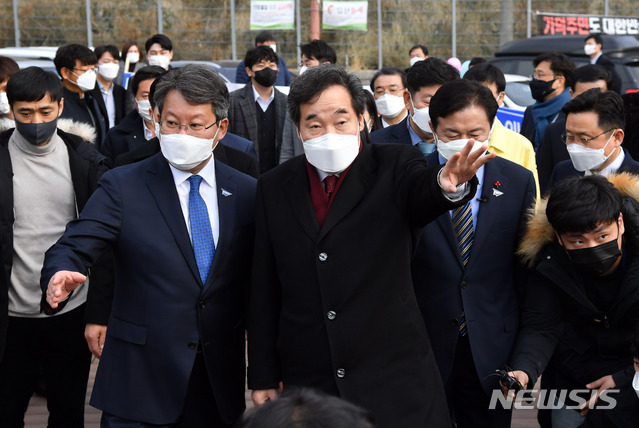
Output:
[253, 68, 278, 87]
[529, 78, 556, 102]
[14, 117, 58, 146]
[565, 239, 622, 276]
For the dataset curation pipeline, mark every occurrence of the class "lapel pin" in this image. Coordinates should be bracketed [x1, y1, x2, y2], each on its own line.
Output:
[492, 180, 503, 197]
[221, 188, 232, 197]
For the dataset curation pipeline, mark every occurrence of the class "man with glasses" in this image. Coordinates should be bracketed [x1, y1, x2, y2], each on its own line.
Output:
[54, 44, 109, 147]
[547, 88, 639, 188]
[369, 67, 408, 129]
[520, 52, 575, 150]
[371, 58, 459, 155]
[41, 64, 256, 428]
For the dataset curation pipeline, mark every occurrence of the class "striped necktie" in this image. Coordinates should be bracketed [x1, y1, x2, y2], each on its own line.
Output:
[452, 202, 473, 336]
[188, 175, 215, 284]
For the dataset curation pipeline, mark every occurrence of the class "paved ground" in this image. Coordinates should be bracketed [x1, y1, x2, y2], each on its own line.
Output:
[24, 358, 541, 427]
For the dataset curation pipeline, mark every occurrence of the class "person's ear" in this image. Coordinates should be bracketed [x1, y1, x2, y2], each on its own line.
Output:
[168, 51, 174, 61]
[358, 114, 364, 132]
[497, 91, 505, 107]
[57, 98, 64, 117]
[612, 129, 625, 148]
[60, 67, 72, 80]
[403, 91, 412, 112]
[555, 231, 564, 246]
[246, 67, 254, 78]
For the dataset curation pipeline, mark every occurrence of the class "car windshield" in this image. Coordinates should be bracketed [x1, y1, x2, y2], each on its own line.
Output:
[506, 81, 535, 107]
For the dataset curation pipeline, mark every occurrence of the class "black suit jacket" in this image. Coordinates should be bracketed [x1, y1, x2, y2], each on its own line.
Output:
[369, 117, 412, 145]
[228, 84, 287, 163]
[100, 110, 146, 165]
[248, 143, 478, 427]
[536, 113, 569, 194]
[60, 87, 108, 147]
[42, 154, 256, 425]
[547, 148, 639, 189]
[89, 83, 127, 129]
[415, 153, 535, 394]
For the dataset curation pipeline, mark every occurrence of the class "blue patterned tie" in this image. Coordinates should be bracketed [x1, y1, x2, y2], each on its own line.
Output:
[452, 202, 473, 336]
[188, 175, 215, 284]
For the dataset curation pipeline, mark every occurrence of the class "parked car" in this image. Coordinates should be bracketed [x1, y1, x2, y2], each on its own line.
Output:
[490, 35, 639, 93]
[0, 46, 58, 74]
[503, 74, 534, 111]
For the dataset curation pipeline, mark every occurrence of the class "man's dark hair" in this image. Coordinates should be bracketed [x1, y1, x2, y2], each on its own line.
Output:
[464, 62, 506, 94]
[406, 57, 460, 96]
[409, 44, 428, 57]
[562, 88, 625, 131]
[241, 387, 376, 428]
[585, 33, 604, 47]
[255, 30, 276, 45]
[245, 46, 278, 70]
[370, 67, 407, 92]
[429, 79, 498, 130]
[148, 74, 162, 110]
[94, 45, 120, 62]
[288, 65, 365, 126]
[572, 64, 612, 92]
[546, 175, 623, 235]
[153, 64, 229, 120]
[300, 40, 337, 65]
[469, 57, 487, 67]
[131, 65, 167, 98]
[7, 66, 63, 105]
[54, 44, 97, 76]
[533, 51, 577, 89]
[0, 56, 19, 82]
[145, 34, 173, 53]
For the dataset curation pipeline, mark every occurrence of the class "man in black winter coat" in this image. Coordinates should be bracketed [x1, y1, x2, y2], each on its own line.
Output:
[507, 174, 639, 428]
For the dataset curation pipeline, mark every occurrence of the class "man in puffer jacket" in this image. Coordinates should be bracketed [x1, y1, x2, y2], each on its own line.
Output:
[506, 174, 639, 427]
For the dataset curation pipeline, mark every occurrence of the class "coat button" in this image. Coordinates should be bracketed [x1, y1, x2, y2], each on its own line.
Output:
[199, 301, 206, 309]
[327, 311, 336, 320]
[318, 252, 328, 262]
[188, 342, 197, 350]
[336, 368, 346, 378]
[460, 281, 468, 289]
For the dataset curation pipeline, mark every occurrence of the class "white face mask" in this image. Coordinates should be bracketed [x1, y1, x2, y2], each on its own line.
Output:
[584, 44, 597, 56]
[410, 57, 424, 67]
[148, 54, 171, 69]
[136, 99, 153, 123]
[299, 65, 309, 75]
[0, 92, 9, 115]
[127, 52, 140, 63]
[434, 124, 492, 161]
[268, 44, 277, 53]
[633, 372, 639, 399]
[70, 69, 97, 92]
[410, 95, 432, 135]
[98, 63, 120, 81]
[302, 130, 360, 174]
[375, 94, 405, 119]
[158, 125, 219, 171]
[566, 132, 616, 172]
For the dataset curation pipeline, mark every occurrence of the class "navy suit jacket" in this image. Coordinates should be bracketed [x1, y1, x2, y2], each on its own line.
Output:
[413, 152, 536, 394]
[370, 117, 412, 145]
[100, 110, 146, 165]
[547, 148, 639, 189]
[41, 154, 256, 425]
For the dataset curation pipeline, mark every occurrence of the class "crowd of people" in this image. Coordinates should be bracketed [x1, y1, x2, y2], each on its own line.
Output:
[0, 30, 638, 428]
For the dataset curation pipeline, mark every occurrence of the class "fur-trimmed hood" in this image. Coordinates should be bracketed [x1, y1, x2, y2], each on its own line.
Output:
[0, 118, 97, 143]
[517, 172, 639, 268]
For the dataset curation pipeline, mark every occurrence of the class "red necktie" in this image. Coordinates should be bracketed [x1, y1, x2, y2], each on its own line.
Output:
[324, 175, 338, 199]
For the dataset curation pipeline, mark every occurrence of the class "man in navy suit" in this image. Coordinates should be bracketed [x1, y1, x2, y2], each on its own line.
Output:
[414, 79, 536, 427]
[370, 57, 458, 155]
[548, 88, 639, 189]
[42, 64, 256, 428]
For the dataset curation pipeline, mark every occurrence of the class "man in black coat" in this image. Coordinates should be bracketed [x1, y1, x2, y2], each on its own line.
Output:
[508, 174, 639, 427]
[584, 33, 622, 93]
[248, 65, 494, 428]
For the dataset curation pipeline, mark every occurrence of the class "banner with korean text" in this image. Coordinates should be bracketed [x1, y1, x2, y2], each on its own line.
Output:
[322, 1, 368, 31]
[537, 12, 639, 36]
[250, 0, 295, 30]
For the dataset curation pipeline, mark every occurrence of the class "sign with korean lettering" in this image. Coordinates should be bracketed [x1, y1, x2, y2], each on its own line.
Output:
[537, 12, 639, 36]
[322, 1, 368, 31]
[250, 0, 295, 30]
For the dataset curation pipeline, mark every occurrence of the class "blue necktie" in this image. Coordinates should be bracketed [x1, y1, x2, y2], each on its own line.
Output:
[452, 202, 473, 336]
[188, 175, 215, 284]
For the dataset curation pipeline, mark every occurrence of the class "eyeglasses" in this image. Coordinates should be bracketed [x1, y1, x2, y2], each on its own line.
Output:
[71, 67, 97, 75]
[531, 71, 556, 80]
[561, 129, 616, 145]
[374, 86, 405, 97]
[159, 120, 218, 136]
